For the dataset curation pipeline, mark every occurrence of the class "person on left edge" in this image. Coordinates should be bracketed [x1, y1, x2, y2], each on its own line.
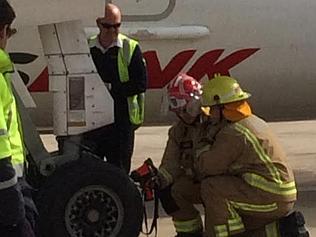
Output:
[88, 3, 147, 174]
[0, 1, 37, 236]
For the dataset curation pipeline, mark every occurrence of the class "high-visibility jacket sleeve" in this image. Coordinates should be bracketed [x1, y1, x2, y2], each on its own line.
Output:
[0, 74, 17, 190]
[121, 45, 147, 97]
[196, 125, 244, 177]
[0, 75, 12, 159]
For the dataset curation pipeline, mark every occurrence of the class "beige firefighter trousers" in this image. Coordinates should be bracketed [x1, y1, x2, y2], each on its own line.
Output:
[170, 175, 294, 237]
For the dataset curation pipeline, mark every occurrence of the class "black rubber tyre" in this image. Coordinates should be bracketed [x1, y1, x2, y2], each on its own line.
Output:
[36, 156, 143, 237]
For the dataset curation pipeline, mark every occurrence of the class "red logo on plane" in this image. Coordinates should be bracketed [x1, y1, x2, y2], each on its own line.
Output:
[28, 48, 260, 91]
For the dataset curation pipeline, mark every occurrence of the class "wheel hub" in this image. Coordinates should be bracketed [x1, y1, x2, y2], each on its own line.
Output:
[87, 209, 100, 223]
[65, 185, 124, 237]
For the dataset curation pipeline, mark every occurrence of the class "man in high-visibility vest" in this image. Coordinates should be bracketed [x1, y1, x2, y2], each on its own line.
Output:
[194, 75, 301, 237]
[87, 3, 147, 173]
[0, 1, 37, 236]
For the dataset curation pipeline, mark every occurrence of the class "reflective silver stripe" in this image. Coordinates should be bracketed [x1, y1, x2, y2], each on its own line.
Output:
[159, 167, 173, 185]
[214, 224, 229, 237]
[0, 175, 17, 190]
[0, 129, 7, 136]
[14, 163, 24, 177]
[242, 173, 297, 196]
[173, 216, 203, 233]
[196, 144, 211, 158]
[227, 201, 245, 234]
[235, 123, 281, 183]
[230, 200, 278, 213]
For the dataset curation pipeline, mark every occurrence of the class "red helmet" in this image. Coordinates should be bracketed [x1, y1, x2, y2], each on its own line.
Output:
[167, 73, 202, 112]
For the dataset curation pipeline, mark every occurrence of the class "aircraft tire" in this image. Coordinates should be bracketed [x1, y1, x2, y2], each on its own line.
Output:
[36, 156, 143, 237]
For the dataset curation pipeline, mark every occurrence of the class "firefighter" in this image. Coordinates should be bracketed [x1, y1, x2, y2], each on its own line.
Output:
[156, 73, 206, 237]
[196, 74, 297, 237]
[0, 1, 37, 236]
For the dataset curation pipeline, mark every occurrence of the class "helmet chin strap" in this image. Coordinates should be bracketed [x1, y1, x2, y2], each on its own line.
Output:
[208, 105, 225, 125]
[219, 106, 224, 121]
[176, 112, 199, 125]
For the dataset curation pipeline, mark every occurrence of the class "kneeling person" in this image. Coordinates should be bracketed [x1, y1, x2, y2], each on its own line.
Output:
[197, 75, 297, 237]
[157, 74, 205, 237]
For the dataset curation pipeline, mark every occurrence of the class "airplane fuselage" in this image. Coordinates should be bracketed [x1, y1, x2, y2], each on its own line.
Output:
[8, 0, 316, 126]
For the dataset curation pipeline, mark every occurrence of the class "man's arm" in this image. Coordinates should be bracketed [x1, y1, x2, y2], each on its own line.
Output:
[0, 106, 15, 186]
[158, 123, 185, 188]
[0, 78, 12, 160]
[196, 125, 244, 178]
[90, 47, 112, 83]
[0, 78, 25, 226]
[121, 45, 147, 97]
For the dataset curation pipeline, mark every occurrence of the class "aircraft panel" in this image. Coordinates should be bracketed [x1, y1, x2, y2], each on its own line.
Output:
[111, 0, 170, 16]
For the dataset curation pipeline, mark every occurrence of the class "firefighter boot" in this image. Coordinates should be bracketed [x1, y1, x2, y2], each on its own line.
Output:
[175, 231, 203, 237]
[279, 211, 309, 237]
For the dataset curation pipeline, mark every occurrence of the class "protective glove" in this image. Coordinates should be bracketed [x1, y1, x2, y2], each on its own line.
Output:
[156, 169, 172, 190]
[130, 158, 159, 201]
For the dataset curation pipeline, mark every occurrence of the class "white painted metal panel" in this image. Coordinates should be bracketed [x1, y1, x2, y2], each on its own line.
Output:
[68, 74, 114, 135]
[46, 55, 66, 76]
[85, 74, 114, 127]
[38, 20, 114, 135]
[11, 70, 36, 108]
[38, 24, 61, 55]
[50, 76, 68, 135]
[49, 73, 66, 93]
[64, 54, 97, 74]
[85, 26, 210, 41]
[55, 21, 90, 54]
[11, 0, 104, 27]
[112, 0, 170, 16]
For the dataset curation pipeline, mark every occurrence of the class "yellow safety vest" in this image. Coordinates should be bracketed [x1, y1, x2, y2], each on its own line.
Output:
[89, 34, 145, 125]
[0, 49, 24, 178]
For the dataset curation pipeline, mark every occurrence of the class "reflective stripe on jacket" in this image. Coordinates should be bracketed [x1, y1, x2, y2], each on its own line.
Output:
[173, 215, 203, 233]
[0, 49, 25, 178]
[197, 115, 296, 201]
[117, 33, 145, 125]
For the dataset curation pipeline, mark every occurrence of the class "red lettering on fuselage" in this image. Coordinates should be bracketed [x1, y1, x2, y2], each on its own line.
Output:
[188, 48, 260, 80]
[143, 50, 196, 89]
[144, 48, 260, 88]
[28, 48, 260, 92]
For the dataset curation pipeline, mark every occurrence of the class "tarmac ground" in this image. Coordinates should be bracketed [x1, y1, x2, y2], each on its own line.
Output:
[40, 120, 316, 237]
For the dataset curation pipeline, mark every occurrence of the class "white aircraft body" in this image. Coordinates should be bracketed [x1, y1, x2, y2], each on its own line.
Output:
[7, 0, 316, 126]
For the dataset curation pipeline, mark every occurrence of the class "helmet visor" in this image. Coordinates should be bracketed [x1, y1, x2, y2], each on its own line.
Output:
[185, 99, 201, 117]
[168, 97, 187, 112]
